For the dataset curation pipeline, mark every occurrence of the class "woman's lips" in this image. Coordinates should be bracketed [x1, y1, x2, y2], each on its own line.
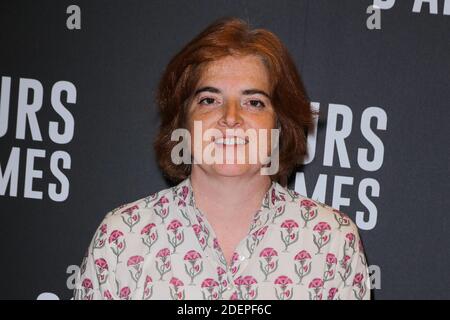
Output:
[213, 136, 248, 145]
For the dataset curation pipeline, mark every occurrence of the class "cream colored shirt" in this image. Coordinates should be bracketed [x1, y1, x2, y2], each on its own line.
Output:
[74, 176, 371, 300]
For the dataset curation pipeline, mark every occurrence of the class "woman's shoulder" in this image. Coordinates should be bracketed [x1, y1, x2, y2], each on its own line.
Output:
[275, 182, 361, 237]
[98, 181, 182, 232]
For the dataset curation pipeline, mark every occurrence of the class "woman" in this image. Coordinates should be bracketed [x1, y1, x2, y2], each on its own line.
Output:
[74, 17, 370, 300]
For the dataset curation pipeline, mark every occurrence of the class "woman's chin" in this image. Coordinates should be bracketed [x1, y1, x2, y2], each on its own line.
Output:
[209, 163, 257, 177]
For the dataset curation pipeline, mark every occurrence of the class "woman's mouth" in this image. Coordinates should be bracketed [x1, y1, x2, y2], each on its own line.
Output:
[213, 136, 248, 145]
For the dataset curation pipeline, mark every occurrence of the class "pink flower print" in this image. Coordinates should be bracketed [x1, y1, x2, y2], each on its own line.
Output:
[281, 219, 299, 229]
[141, 223, 156, 235]
[155, 248, 171, 280]
[127, 255, 144, 285]
[169, 277, 185, 300]
[270, 188, 286, 206]
[108, 230, 124, 243]
[294, 250, 312, 284]
[95, 258, 108, 270]
[274, 276, 293, 300]
[247, 225, 269, 257]
[140, 223, 158, 253]
[271, 203, 286, 223]
[309, 278, 324, 288]
[201, 278, 220, 300]
[346, 232, 355, 242]
[192, 224, 208, 250]
[213, 238, 220, 250]
[216, 267, 228, 295]
[155, 195, 169, 207]
[127, 255, 144, 267]
[180, 186, 189, 200]
[327, 288, 338, 300]
[294, 250, 312, 261]
[82, 278, 93, 290]
[176, 186, 189, 211]
[143, 192, 158, 208]
[352, 273, 367, 300]
[235, 276, 258, 300]
[142, 275, 153, 300]
[184, 249, 201, 261]
[217, 266, 226, 276]
[280, 219, 300, 252]
[154, 196, 169, 223]
[326, 253, 337, 265]
[342, 255, 351, 266]
[338, 254, 352, 286]
[157, 248, 171, 257]
[192, 224, 202, 235]
[242, 275, 258, 286]
[324, 253, 337, 282]
[80, 278, 93, 300]
[119, 287, 131, 300]
[271, 189, 278, 206]
[259, 247, 279, 281]
[259, 247, 278, 258]
[300, 199, 317, 209]
[183, 250, 203, 285]
[308, 278, 324, 300]
[346, 232, 356, 253]
[169, 277, 183, 288]
[94, 258, 109, 285]
[103, 290, 113, 300]
[230, 292, 238, 300]
[108, 230, 126, 264]
[300, 199, 318, 228]
[254, 225, 268, 239]
[353, 273, 364, 286]
[234, 276, 243, 286]
[93, 224, 108, 253]
[313, 222, 331, 233]
[121, 205, 141, 232]
[229, 252, 241, 276]
[333, 209, 350, 230]
[167, 219, 184, 253]
[167, 219, 183, 231]
[313, 222, 332, 254]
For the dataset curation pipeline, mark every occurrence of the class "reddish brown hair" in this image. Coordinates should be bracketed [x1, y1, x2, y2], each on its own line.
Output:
[154, 17, 315, 185]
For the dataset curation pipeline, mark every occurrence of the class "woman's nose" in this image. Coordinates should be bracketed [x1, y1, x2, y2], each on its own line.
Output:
[218, 100, 243, 128]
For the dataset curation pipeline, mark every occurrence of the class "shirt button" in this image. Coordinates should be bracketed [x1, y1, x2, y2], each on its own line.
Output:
[239, 255, 246, 261]
[226, 286, 233, 291]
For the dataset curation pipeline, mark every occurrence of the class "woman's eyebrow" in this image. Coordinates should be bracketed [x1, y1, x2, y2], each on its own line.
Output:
[194, 86, 221, 96]
[194, 86, 271, 100]
[241, 89, 271, 100]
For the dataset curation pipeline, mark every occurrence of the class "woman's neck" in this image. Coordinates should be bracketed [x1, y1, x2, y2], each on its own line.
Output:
[189, 168, 272, 220]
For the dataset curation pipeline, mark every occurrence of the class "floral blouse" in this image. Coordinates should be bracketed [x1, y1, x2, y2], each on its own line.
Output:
[74, 176, 371, 300]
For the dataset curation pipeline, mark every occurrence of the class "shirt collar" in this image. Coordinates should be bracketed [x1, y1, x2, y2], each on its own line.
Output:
[173, 176, 287, 217]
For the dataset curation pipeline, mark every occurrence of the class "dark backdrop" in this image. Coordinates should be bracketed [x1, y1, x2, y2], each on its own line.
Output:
[0, 0, 449, 299]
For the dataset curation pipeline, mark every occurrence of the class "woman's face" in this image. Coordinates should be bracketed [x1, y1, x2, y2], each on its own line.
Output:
[187, 54, 277, 178]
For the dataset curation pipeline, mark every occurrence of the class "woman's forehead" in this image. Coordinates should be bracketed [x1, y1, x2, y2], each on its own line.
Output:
[196, 55, 270, 91]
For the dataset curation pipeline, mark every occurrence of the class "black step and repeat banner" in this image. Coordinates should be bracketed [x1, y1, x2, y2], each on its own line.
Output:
[0, 0, 449, 300]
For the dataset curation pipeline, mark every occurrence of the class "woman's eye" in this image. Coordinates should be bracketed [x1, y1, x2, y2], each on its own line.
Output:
[199, 97, 217, 105]
[248, 100, 265, 108]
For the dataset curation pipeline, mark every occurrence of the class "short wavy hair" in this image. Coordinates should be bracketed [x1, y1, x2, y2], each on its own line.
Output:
[154, 17, 315, 185]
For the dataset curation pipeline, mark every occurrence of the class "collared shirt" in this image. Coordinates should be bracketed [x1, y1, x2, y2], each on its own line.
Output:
[74, 176, 371, 300]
